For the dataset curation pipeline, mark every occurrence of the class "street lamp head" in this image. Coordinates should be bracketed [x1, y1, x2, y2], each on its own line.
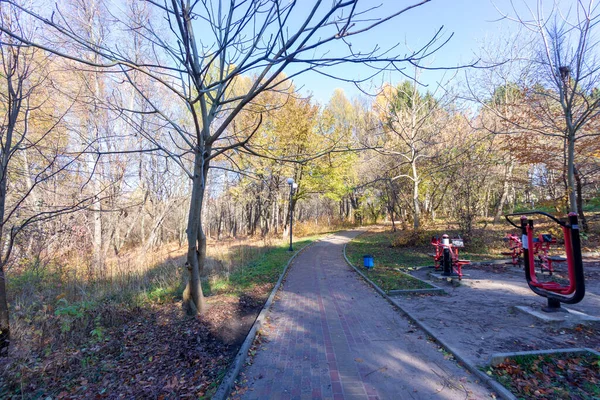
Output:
[287, 177, 294, 185]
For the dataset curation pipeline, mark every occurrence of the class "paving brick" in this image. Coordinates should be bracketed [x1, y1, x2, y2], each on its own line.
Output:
[331, 381, 343, 394]
[329, 370, 339, 382]
[235, 231, 492, 400]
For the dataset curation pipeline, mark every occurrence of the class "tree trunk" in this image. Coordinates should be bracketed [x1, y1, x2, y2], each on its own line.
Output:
[567, 135, 577, 214]
[182, 151, 208, 316]
[272, 197, 278, 234]
[389, 187, 397, 233]
[0, 74, 18, 354]
[0, 176, 9, 354]
[350, 194, 360, 225]
[144, 201, 177, 251]
[253, 200, 261, 235]
[412, 161, 420, 230]
[574, 166, 588, 232]
[0, 264, 8, 355]
[92, 189, 103, 275]
[494, 158, 514, 223]
[217, 209, 223, 239]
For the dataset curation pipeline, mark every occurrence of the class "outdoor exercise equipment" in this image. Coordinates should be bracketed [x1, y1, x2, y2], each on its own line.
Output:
[502, 231, 564, 274]
[502, 233, 523, 266]
[504, 212, 585, 312]
[430, 234, 470, 280]
[532, 234, 564, 275]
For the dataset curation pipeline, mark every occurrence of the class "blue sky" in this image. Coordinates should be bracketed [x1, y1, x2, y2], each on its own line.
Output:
[292, 0, 530, 104]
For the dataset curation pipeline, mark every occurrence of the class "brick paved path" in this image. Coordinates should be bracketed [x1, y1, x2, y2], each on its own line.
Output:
[236, 231, 492, 400]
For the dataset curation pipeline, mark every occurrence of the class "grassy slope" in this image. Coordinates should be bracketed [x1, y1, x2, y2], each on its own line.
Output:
[204, 237, 317, 296]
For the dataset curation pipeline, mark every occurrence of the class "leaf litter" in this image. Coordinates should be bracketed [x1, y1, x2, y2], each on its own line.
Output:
[490, 352, 600, 399]
[0, 285, 270, 399]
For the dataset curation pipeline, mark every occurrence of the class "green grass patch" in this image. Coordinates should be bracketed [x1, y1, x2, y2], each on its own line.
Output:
[362, 266, 432, 292]
[514, 204, 560, 214]
[489, 352, 600, 400]
[203, 237, 318, 296]
[346, 231, 501, 275]
[346, 232, 433, 292]
[346, 231, 432, 268]
[583, 197, 600, 212]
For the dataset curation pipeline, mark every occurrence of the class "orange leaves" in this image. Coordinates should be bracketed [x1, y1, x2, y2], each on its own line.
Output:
[491, 352, 600, 399]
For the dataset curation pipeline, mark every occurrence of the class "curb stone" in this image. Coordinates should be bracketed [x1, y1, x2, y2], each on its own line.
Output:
[388, 287, 446, 296]
[489, 347, 600, 366]
[390, 268, 446, 295]
[342, 233, 517, 400]
[212, 235, 331, 400]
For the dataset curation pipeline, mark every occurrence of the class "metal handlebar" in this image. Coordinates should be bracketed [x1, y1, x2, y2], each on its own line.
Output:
[506, 211, 585, 308]
[504, 211, 566, 229]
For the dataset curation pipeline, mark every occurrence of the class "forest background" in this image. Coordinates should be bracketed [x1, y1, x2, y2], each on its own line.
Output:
[0, 0, 599, 396]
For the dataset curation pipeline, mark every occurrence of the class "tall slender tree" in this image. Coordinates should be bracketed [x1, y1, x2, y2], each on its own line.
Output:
[374, 79, 450, 229]
[490, 0, 600, 227]
[1, 0, 450, 315]
[0, 7, 95, 353]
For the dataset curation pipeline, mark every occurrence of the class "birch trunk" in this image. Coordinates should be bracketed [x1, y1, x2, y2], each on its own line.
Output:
[493, 158, 514, 223]
[412, 160, 421, 230]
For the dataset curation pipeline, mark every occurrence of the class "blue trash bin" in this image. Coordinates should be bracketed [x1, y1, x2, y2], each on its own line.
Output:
[363, 255, 374, 269]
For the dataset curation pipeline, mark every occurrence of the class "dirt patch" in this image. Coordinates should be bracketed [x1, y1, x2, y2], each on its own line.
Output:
[582, 260, 600, 280]
[468, 262, 518, 274]
[201, 284, 270, 346]
[0, 286, 271, 399]
[401, 259, 600, 367]
[545, 324, 600, 350]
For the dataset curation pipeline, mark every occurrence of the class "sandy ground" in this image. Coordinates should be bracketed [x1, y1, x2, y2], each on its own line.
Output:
[401, 259, 600, 367]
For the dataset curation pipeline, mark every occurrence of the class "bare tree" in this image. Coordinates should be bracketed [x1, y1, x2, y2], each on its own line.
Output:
[0, 7, 98, 353]
[1, 0, 451, 315]
[482, 0, 600, 227]
[373, 75, 452, 230]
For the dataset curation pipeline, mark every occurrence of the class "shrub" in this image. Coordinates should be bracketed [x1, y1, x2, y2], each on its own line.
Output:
[583, 196, 600, 212]
[390, 230, 431, 248]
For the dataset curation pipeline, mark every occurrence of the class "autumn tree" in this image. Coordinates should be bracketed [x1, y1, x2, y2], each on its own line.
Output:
[373, 78, 451, 230]
[1, 0, 451, 315]
[319, 89, 364, 222]
[488, 0, 600, 228]
[0, 7, 96, 353]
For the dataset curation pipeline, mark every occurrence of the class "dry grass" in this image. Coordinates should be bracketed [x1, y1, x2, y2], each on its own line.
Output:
[5, 237, 274, 356]
[2, 232, 325, 398]
[5, 216, 342, 362]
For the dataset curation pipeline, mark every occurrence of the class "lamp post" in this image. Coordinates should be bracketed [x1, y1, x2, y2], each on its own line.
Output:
[287, 178, 297, 251]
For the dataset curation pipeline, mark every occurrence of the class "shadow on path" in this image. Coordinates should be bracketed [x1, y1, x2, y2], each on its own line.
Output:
[235, 231, 492, 400]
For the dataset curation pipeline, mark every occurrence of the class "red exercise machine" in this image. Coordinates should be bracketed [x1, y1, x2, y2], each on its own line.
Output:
[504, 212, 586, 312]
[502, 233, 523, 265]
[502, 231, 563, 274]
[532, 233, 562, 275]
[431, 234, 470, 280]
